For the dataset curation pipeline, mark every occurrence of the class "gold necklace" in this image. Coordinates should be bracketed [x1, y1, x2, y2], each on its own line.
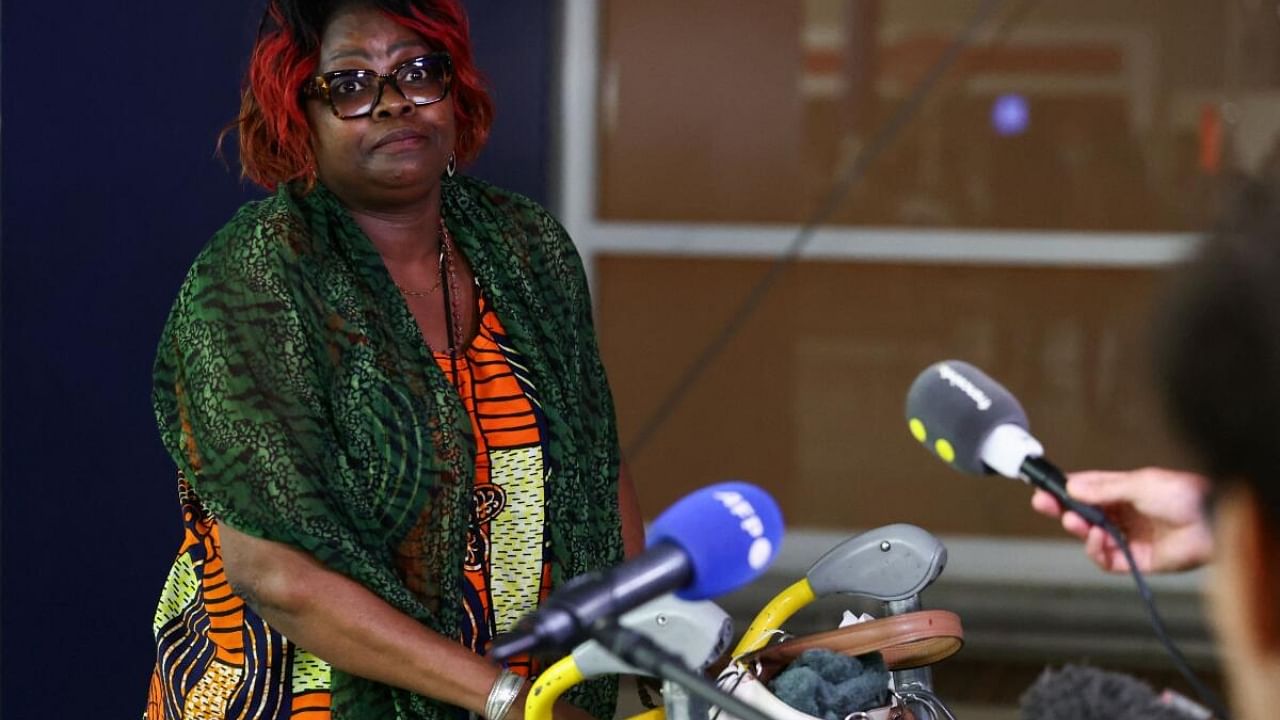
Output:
[395, 274, 442, 297]
[395, 245, 446, 297]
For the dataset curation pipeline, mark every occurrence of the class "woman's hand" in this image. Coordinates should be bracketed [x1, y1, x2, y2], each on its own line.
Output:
[1030, 467, 1214, 574]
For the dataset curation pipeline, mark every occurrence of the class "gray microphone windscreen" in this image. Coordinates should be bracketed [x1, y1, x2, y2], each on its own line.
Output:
[1019, 665, 1200, 720]
[904, 360, 1029, 475]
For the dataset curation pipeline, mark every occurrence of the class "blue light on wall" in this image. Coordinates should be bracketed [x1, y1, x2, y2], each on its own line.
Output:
[992, 93, 1030, 136]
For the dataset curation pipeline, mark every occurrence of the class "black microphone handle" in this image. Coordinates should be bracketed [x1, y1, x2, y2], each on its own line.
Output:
[589, 622, 779, 720]
[490, 542, 691, 662]
[1020, 456, 1109, 527]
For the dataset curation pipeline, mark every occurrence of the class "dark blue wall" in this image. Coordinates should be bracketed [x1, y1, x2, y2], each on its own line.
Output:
[1, 2, 555, 716]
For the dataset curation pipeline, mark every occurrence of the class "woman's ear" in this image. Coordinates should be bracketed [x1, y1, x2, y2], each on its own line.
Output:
[1219, 485, 1280, 656]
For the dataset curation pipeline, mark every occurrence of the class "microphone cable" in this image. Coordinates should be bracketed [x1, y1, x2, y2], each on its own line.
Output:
[624, 0, 1030, 458]
[1051, 476, 1230, 720]
[1103, 521, 1229, 720]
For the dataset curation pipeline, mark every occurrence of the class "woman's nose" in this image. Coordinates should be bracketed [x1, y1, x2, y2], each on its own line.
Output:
[373, 83, 414, 120]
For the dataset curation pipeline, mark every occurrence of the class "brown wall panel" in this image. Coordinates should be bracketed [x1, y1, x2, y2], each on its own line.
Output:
[597, 254, 1191, 537]
[599, 0, 807, 223]
[597, 1, 1253, 231]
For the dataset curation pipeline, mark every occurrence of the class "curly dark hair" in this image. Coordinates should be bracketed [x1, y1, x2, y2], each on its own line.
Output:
[231, 0, 493, 190]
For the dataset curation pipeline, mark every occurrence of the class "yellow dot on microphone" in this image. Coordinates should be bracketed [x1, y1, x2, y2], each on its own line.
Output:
[934, 439, 956, 463]
[909, 418, 927, 443]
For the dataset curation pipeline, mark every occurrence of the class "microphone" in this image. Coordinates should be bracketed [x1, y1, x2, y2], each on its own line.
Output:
[489, 481, 783, 661]
[905, 361, 1232, 720]
[1019, 664, 1210, 720]
[904, 360, 1106, 526]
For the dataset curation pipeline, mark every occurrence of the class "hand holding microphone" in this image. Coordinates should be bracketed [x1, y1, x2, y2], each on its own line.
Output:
[904, 360, 1230, 720]
[1030, 468, 1214, 574]
[903, 360, 1215, 575]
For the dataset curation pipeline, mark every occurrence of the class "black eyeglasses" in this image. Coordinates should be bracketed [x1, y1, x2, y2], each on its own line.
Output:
[305, 52, 453, 119]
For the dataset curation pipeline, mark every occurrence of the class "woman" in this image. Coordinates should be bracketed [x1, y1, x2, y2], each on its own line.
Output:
[145, 1, 642, 718]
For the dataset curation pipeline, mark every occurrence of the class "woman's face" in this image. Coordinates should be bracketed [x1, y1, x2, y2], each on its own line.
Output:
[307, 5, 456, 210]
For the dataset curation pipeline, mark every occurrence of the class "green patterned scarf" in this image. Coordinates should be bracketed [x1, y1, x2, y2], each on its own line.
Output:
[153, 176, 623, 719]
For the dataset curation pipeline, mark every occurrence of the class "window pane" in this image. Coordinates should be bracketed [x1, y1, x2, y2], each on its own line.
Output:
[599, 0, 1280, 231]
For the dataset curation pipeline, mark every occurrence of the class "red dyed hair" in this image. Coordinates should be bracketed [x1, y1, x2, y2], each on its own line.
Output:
[233, 0, 494, 191]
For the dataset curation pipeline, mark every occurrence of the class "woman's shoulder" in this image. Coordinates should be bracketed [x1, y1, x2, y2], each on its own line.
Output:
[204, 188, 309, 265]
[155, 191, 316, 337]
[450, 176, 579, 263]
[451, 175, 551, 218]
[184, 188, 312, 291]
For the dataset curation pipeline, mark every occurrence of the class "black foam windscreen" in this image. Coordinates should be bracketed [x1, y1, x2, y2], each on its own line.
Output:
[904, 360, 1030, 475]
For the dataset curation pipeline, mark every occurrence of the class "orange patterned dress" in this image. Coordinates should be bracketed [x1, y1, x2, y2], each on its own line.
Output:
[440, 295, 552, 676]
[145, 295, 551, 719]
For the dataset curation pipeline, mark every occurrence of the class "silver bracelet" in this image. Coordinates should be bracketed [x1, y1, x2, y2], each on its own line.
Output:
[484, 669, 525, 720]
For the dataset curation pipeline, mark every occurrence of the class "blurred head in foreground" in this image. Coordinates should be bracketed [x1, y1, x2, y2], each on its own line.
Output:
[1157, 179, 1280, 720]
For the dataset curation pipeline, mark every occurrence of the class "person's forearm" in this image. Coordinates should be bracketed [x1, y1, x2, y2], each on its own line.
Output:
[617, 460, 645, 558]
[219, 525, 498, 713]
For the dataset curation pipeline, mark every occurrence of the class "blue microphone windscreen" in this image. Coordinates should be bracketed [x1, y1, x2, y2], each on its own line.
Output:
[905, 360, 1029, 475]
[646, 481, 784, 600]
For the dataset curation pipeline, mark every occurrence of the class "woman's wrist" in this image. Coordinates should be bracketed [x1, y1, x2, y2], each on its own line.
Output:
[484, 668, 526, 720]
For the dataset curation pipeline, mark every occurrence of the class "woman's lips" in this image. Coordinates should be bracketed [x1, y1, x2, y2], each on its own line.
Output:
[373, 128, 427, 151]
